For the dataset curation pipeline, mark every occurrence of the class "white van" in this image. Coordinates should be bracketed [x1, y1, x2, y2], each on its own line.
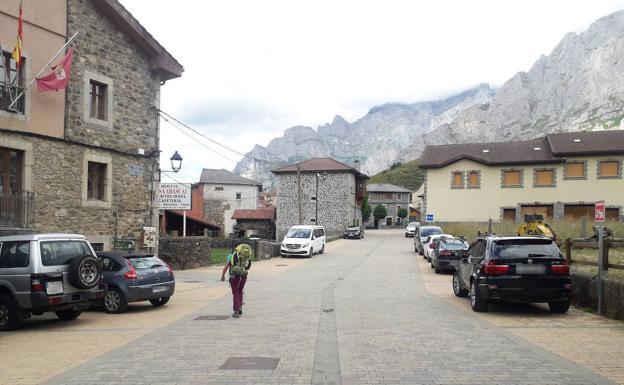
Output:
[280, 225, 326, 257]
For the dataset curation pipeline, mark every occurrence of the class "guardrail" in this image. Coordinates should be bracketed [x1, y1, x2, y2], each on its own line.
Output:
[560, 238, 624, 271]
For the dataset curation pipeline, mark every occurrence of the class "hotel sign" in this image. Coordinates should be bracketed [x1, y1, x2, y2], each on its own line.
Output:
[159, 183, 192, 210]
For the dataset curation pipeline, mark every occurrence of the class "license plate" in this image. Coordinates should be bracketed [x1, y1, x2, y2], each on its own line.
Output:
[516, 264, 545, 275]
[46, 280, 64, 295]
[153, 285, 168, 293]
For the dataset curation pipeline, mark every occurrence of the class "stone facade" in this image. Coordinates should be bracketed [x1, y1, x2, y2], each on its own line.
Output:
[0, 1, 181, 251]
[202, 183, 260, 238]
[234, 219, 275, 240]
[276, 172, 362, 240]
[366, 190, 411, 227]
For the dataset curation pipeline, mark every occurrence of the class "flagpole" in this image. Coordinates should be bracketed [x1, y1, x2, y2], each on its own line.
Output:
[8, 31, 79, 110]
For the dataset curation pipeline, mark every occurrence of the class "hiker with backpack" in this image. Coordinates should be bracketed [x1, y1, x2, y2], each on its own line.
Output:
[221, 243, 252, 318]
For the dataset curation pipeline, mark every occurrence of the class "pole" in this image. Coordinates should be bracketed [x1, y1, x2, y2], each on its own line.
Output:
[315, 173, 318, 225]
[297, 164, 302, 224]
[597, 224, 604, 314]
[183, 210, 187, 238]
[8, 31, 79, 110]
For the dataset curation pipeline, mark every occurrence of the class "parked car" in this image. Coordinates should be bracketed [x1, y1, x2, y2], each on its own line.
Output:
[452, 236, 571, 313]
[404, 222, 420, 238]
[248, 234, 261, 240]
[343, 226, 364, 239]
[0, 233, 104, 331]
[431, 238, 469, 273]
[280, 225, 326, 257]
[96, 252, 175, 313]
[423, 234, 455, 262]
[414, 226, 443, 255]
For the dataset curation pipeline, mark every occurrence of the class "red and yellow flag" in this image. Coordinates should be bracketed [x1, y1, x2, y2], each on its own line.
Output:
[11, 1, 23, 68]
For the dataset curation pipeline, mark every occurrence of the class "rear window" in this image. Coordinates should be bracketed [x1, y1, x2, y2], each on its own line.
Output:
[421, 228, 442, 237]
[441, 241, 467, 250]
[127, 256, 165, 269]
[492, 239, 561, 259]
[40, 240, 94, 266]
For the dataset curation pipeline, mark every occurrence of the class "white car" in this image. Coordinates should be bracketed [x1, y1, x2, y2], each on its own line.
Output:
[405, 222, 420, 238]
[280, 225, 326, 257]
[423, 234, 455, 262]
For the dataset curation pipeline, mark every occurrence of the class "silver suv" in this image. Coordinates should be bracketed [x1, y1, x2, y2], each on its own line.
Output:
[0, 233, 103, 330]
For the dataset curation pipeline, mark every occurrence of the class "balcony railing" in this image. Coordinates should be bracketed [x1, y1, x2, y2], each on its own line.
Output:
[0, 81, 26, 114]
[0, 192, 34, 228]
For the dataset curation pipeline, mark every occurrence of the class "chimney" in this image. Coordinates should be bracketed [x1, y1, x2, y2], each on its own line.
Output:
[353, 160, 360, 171]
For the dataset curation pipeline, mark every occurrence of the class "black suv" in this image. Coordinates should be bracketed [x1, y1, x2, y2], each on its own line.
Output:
[452, 235, 571, 313]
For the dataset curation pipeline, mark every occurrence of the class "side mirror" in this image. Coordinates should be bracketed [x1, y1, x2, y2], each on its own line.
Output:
[311, 236, 316, 240]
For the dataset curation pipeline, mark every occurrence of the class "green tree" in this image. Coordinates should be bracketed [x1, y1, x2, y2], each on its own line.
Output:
[373, 205, 387, 220]
[398, 208, 408, 220]
[361, 196, 372, 222]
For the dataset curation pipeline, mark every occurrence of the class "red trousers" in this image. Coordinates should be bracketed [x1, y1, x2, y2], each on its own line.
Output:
[229, 275, 247, 312]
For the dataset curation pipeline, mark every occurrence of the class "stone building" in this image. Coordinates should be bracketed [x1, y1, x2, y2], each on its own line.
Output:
[199, 169, 262, 238]
[366, 183, 412, 227]
[272, 158, 368, 241]
[0, 0, 182, 250]
[231, 206, 276, 239]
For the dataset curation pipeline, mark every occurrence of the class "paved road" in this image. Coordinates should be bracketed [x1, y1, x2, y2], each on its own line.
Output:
[2, 229, 624, 385]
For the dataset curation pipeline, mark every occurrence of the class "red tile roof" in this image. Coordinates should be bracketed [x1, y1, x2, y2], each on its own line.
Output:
[231, 207, 276, 220]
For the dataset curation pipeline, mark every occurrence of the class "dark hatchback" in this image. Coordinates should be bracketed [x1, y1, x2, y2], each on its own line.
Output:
[343, 226, 364, 239]
[452, 236, 571, 313]
[431, 238, 468, 273]
[96, 253, 175, 313]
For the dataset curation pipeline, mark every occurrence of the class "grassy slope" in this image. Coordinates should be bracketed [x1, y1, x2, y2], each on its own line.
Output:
[368, 160, 424, 192]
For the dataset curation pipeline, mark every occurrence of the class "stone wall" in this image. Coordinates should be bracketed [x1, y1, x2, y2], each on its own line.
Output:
[65, 0, 161, 153]
[570, 272, 624, 320]
[235, 219, 276, 240]
[204, 199, 226, 237]
[276, 172, 359, 240]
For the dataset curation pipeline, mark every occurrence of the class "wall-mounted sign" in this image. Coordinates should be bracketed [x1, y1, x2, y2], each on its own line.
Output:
[143, 226, 157, 248]
[128, 164, 144, 177]
[426, 213, 434, 222]
[159, 183, 192, 210]
[595, 200, 605, 223]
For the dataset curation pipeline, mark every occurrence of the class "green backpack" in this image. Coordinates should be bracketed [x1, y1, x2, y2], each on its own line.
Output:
[230, 244, 252, 276]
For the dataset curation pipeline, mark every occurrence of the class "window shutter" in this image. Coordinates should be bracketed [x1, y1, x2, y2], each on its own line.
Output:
[599, 161, 619, 177]
[503, 171, 521, 186]
[452, 172, 463, 187]
[535, 170, 554, 186]
[468, 172, 478, 187]
[565, 162, 584, 177]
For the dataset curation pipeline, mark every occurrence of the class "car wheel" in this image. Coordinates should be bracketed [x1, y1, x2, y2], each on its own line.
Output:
[548, 300, 570, 313]
[0, 295, 20, 331]
[150, 297, 170, 307]
[55, 309, 82, 321]
[104, 287, 127, 314]
[453, 273, 468, 297]
[434, 263, 441, 274]
[319, 244, 325, 254]
[307, 248, 313, 258]
[470, 280, 488, 312]
[69, 254, 102, 290]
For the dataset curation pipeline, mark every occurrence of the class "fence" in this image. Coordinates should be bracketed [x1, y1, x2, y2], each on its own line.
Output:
[561, 238, 624, 271]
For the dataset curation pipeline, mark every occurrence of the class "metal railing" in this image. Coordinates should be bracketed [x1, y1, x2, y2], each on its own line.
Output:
[0, 81, 26, 114]
[0, 192, 34, 228]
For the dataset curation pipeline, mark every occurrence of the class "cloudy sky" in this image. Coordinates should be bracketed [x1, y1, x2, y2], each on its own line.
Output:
[122, 0, 624, 183]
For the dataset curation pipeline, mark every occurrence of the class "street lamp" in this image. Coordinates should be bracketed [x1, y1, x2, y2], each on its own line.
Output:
[170, 151, 183, 172]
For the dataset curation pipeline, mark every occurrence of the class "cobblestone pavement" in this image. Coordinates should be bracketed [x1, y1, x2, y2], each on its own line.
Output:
[3, 230, 622, 385]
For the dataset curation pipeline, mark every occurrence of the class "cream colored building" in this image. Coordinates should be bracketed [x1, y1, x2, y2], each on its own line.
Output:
[420, 130, 624, 223]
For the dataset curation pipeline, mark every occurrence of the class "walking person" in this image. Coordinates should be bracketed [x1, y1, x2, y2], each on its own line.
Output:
[221, 243, 252, 318]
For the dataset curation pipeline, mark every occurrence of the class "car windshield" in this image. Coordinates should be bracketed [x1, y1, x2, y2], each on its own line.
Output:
[406, 225, 416, 229]
[286, 229, 312, 239]
[421, 228, 442, 237]
[346, 227, 360, 231]
[492, 239, 561, 259]
[442, 241, 467, 250]
[40, 240, 94, 266]
[127, 256, 164, 269]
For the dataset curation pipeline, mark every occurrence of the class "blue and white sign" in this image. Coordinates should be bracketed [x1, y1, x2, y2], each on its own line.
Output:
[426, 214, 434, 222]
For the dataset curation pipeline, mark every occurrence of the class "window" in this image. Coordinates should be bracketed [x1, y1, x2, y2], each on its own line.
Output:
[534, 169, 555, 187]
[235, 192, 242, 200]
[89, 80, 108, 121]
[598, 160, 621, 178]
[0, 147, 23, 195]
[502, 170, 522, 187]
[40, 240, 94, 266]
[467, 171, 480, 189]
[502, 208, 516, 222]
[564, 161, 585, 179]
[451, 171, 464, 189]
[0, 51, 25, 114]
[87, 161, 107, 200]
[606, 208, 620, 220]
[0, 241, 30, 268]
[214, 186, 224, 191]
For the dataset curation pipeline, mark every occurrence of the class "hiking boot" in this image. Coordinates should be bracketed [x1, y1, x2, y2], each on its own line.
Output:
[238, 310, 243, 315]
[232, 312, 240, 318]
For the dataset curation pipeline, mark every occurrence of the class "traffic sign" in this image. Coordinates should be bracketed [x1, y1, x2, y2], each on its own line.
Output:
[426, 214, 434, 222]
[595, 201, 605, 222]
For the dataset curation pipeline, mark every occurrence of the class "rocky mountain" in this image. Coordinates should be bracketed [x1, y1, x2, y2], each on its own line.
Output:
[236, 10, 624, 188]
[234, 84, 495, 187]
